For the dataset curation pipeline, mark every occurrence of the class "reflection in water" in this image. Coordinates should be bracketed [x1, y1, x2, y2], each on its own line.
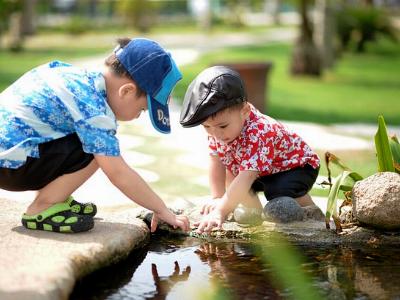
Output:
[71, 235, 400, 300]
[195, 242, 280, 299]
[151, 261, 191, 299]
[305, 246, 400, 300]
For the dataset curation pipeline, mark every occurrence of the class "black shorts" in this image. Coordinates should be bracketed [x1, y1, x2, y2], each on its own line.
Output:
[251, 164, 319, 200]
[0, 134, 94, 191]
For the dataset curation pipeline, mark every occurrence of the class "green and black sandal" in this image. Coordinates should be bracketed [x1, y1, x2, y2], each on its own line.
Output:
[21, 203, 94, 233]
[65, 196, 97, 217]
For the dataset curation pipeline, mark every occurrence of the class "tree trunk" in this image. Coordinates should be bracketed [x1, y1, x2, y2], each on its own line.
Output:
[314, 0, 336, 69]
[290, 0, 322, 76]
[20, 0, 36, 36]
[8, 12, 23, 51]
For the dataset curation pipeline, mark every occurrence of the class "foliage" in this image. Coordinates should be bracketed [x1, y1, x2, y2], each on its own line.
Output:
[324, 152, 363, 231]
[0, 0, 21, 34]
[336, 6, 398, 53]
[324, 115, 400, 231]
[256, 233, 323, 300]
[62, 16, 92, 35]
[375, 115, 400, 173]
[116, 0, 159, 32]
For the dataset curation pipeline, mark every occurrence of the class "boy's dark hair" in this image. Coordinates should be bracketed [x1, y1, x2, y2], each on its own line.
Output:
[105, 38, 145, 97]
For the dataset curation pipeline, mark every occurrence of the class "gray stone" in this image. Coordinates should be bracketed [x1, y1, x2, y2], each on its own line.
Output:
[263, 196, 304, 223]
[0, 198, 149, 300]
[352, 172, 400, 230]
[302, 204, 325, 221]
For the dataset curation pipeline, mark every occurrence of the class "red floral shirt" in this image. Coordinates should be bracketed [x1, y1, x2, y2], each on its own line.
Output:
[208, 104, 320, 177]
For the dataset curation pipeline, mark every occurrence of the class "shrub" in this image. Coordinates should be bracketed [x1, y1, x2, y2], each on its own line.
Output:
[324, 115, 400, 231]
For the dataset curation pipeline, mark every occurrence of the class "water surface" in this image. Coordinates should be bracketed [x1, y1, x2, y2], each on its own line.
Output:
[71, 234, 400, 299]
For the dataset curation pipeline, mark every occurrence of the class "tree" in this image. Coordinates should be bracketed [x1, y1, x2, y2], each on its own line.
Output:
[0, 0, 19, 48]
[290, 0, 322, 76]
[20, 0, 36, 36]
[314, 0, 336, 69]
[117, 0, 158, 33]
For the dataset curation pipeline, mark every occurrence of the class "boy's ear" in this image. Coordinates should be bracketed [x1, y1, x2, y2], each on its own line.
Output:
[118, 83, 137, 98]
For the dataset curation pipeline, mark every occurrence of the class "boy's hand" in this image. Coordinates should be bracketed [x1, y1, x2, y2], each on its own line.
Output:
[151, 209, 190, 233]
[200, 198, 221, 215]
[194, 208, 225, 234]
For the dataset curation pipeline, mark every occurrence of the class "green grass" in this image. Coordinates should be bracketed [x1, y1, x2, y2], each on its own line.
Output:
[173, 38, 400, 125]
[0, 33, 112, 91]
[0, 48, 108, 90]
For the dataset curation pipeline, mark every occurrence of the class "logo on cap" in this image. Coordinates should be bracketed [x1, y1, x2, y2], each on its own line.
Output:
[157, 109, 170, 126]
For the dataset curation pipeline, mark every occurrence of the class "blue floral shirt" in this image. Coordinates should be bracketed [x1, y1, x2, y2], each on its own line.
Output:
[0, 61, 119, 169]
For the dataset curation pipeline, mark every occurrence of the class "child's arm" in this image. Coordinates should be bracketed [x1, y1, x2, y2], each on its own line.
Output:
[201, 154, 226, 215]
[94, 154, 190, 232]
[195, 170, 258, 233]
[209, 154, 226, 198]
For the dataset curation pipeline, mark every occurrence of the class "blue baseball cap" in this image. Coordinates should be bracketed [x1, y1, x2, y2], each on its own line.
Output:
[115, 38, 182, 134]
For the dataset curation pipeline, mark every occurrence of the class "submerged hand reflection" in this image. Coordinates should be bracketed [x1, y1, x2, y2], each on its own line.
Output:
[195, 242, 236, 281]
[151, 261, 191, 299]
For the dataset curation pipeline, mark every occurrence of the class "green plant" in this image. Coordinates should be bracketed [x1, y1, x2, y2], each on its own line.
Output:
[324, 115, 400, 231]
[116, 0, 158, 32]
[63, 16, 92, 35]
[336, 6, 398, 53]
[324, 153, 363, 231]
[256, 233, 323, 300]
[375, 115, 400, 173]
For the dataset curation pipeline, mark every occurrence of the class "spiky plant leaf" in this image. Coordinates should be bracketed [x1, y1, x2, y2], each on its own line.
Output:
[375, 115, 395, 172]
[389, 135, 400, 173]
[325, 171, 363, 231]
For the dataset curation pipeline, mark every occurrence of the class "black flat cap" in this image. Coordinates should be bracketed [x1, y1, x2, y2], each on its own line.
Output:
[179, 66, 246, 128]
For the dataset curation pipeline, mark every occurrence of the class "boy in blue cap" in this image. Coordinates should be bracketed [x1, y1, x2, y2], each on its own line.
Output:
[0, 37, 190, 233]
[180, 66, 320, 234]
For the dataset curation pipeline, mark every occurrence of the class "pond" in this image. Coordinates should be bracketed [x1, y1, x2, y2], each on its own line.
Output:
[71, 233, 400, 300]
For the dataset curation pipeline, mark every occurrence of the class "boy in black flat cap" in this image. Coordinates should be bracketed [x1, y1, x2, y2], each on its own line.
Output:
[180, 66, 320, 234]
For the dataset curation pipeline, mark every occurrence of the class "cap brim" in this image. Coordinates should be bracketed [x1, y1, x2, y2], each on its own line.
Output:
[147, 95, 171, 134]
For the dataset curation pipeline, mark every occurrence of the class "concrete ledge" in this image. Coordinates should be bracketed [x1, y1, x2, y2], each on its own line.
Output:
[0, 198, 149, 300]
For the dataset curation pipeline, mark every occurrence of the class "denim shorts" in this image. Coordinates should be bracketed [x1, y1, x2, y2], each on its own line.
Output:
[251, 164, 319, 200]
[0, 134, 93, 191]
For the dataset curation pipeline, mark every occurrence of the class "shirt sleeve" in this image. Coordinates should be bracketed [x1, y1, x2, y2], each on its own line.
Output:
[61, 71, 120, 156]
[239, 129, 274, 174]
[208, 135, 218, 156]
[75, 115, 120, 156]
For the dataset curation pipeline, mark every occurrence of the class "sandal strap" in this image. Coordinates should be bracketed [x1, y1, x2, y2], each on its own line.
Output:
[65, 196, 97, 216]
[22, 203, 71, 222]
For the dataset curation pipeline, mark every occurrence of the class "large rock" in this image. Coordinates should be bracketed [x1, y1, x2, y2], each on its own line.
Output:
[263, 196, 304, 223]
[352, 172, 400, 230]
[0, 198, 149, 300]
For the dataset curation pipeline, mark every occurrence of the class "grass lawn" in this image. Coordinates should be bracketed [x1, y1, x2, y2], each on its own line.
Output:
[0, 33, 113, 91]
[173, 38, 400, 126]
